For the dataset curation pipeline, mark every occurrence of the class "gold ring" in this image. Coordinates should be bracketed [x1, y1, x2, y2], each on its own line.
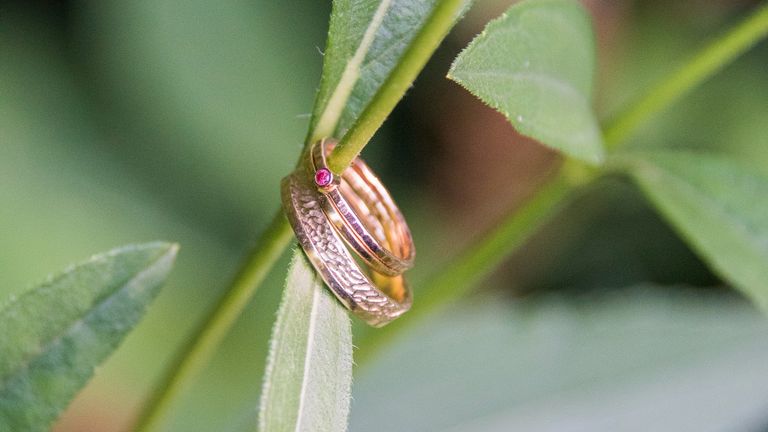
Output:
[307, 139, 415, 276]
[281, 171, 411, 327]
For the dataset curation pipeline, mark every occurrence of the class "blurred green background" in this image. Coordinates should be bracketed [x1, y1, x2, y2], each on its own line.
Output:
[1, 1, 767, 431]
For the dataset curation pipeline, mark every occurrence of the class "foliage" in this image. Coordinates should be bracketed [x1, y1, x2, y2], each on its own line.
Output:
[311, 0, 448, 139]
[258, 252, 352, 432]
[621, 150, 768, 309]
[353, 289, 768, 431]
[0, 243, 177, 431]
[449, 0, 603, 163]
[1, 0, 768, 431]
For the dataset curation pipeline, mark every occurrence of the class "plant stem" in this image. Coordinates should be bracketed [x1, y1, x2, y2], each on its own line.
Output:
[355, 169, 580, 364]
[134, 210, 292, 432]
[357, 2, 768, 362]
[327, 0, 466, 173]
[136, 2, 768, 428]
[135, 1, 468, 429]
[311, 0, 394, 143]
[603, 2, 768, 147]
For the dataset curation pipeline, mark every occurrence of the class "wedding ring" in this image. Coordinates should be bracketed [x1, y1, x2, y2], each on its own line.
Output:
[281, 171, 411, 327]
[307, 139, 415, 276]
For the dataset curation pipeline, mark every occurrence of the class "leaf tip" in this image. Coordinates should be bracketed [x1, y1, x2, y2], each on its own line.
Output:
[167, 242, 181, 258]
[140, 241, 180, 262]
[149, 242, 180, 275]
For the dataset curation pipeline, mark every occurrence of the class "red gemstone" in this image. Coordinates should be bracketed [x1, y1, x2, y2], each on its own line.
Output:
[314, 168, 332, 187]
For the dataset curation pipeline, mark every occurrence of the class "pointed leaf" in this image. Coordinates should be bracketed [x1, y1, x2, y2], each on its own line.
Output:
[310, 0, 469, 140]
[0, 242, 178, 431]
[448, 0, 604, 163]
[622, 150, 768, 309]
[258, 251, 352, 432]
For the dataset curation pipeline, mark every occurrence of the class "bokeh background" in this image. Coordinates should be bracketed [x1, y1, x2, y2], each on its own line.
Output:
[2, 0, 768, 431]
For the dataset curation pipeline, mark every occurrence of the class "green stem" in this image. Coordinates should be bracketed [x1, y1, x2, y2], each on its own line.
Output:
[134, 211, 292, 432]
[603, 2, 768, 147]
[357, 2, 768, 362]
[355, 169, 580, 364]
[327, 0, 466, 173]
[136, 2, 768, 428]
[135, 1, 468, 430]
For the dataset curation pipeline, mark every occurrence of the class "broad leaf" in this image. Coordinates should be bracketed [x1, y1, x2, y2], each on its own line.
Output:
[352, 289, 768, 432]
[623, 150, 768, 309]
[258, 251, 352, 432]
[0, 242, 178, 431]
[309, 0, 468, 140]
[448, 0, 604, 163]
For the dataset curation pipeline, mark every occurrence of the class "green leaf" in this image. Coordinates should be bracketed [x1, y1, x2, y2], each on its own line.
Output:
[448, 0, 604, 164]
[310, 0, 467, 140]
[0, 242, 178, 431]
[352, 289, 768, 432]
[258, 251, 352, 432]
[621, 150, 768, 309]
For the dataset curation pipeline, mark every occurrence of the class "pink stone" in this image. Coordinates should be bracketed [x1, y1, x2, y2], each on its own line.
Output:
[314, 168, 333, 187]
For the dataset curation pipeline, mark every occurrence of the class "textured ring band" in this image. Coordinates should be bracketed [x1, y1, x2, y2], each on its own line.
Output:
[308, 139, 415, 276]
[281, 171, 411, 327]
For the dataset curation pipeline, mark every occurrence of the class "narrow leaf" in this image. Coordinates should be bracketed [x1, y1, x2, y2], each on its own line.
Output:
[258, 251, 352, 432]
[310, 0, 467, 140]
[0, 242, 178, 431]
[448, 0, 604, 163]
[622, 150, 768, 309]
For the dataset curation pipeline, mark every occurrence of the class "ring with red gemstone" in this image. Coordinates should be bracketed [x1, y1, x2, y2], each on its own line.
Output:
[306, 139, 415, 277]
[313, 167, 334, 189]
[281, 170, 412, 327]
